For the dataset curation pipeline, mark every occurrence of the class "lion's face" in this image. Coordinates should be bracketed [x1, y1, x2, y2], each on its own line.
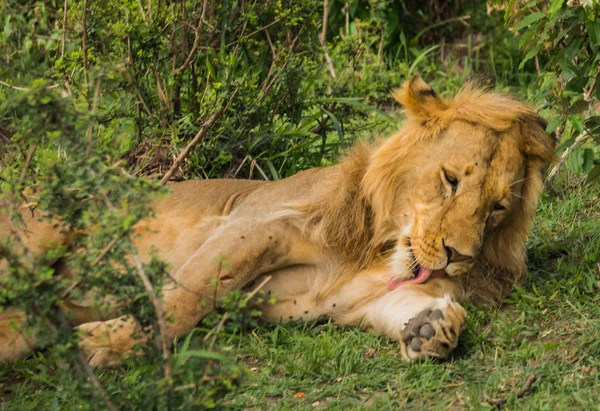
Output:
[363, 76, 555, 295]
[399, 120, 525, 279]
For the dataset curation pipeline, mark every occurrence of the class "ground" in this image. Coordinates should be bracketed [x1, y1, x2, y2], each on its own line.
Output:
[1, 180, 598, 409]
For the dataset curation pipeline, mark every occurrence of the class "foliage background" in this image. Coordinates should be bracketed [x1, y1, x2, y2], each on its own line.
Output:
[0, 0, 599, 408]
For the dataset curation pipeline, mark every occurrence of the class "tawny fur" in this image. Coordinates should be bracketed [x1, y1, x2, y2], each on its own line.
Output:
[0, 76, 556, 366]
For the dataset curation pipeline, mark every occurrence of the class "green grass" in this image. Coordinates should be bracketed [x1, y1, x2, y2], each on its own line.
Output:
[1, 179, 599, 409]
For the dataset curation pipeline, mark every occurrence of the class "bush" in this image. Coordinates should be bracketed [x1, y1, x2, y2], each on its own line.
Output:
[507, 0, 600, 182]
[0, 0, 571, 408]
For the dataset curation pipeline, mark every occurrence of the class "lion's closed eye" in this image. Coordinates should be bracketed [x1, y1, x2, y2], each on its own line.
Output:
[441, 168, 459, 194]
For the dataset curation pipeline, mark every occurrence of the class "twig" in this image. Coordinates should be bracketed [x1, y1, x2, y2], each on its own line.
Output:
[86, 77, 102, 157]
[319, 0, 336, 84]
[225, 18, 283, 47]
[200, 275, 272, 382]
[160, 108, 224, 184]
[232, 155, 249, 177]
[487, 375, 537, 406]
[200, 275, 271, 345]
[18, 141, 39, 187]
[76, 352, 118, 411]
[82, 0, 90, 91]
[0, 80, 60, 91]
[132, 255, 172, 381]
[61, 0, 68, 57]
[174, 0, 208, 73]
[91, 237, 119, 267]
[243, 275, 272, 303]
[137, 0, 148, 23]
[248, 159, 270, 181]
[547, 132, 590, 181]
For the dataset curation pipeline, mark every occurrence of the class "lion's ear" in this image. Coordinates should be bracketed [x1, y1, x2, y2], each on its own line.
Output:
[392, 76, 448, 122]
[520, 115, 558, 163]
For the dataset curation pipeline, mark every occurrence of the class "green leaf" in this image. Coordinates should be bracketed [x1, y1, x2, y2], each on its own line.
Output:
[582, 148, 595, 172]
[556, 137, 575, 153]
[519, 47, 540, 69]
[321, 107, 344, 145]
[569, 99, 589, 114]
[266, 160, 279, 180]
[569, 116, 584, 134]
[585, 163, 600, 185]
[546, 117, 565, 134]
[584, 115, 600, 134]
[206, 55, 217, 80]
[549, 0, 564, 17]
[504, 0, 519, 22]
[514, 12, 546, 32]
[587, 19, 600, 47]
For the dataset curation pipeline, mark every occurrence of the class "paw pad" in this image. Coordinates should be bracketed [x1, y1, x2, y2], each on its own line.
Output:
[419, 323, 435, 339]
[401, 303, 464, 361]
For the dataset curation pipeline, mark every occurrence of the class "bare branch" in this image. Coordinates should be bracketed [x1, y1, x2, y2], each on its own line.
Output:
[86, 77, 102, 157]
[174, 0, 209, 74]
[82, 0, 90, 90]
[319, 0, 336, 83]
[18, 141, 39, 187]
[132, 255, 172, 381]
[61, 0, 68, 58]
[76, 352, 118, 411]
[225, 18, 283, 47]
[547, 132, 591, 181]
[0, 80, 60, 91]
[160, 108, 224, 185]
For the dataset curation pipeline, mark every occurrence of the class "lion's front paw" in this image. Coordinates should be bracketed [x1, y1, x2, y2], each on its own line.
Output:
[77, 319, 139, 368]
[400, 298, 466, 361]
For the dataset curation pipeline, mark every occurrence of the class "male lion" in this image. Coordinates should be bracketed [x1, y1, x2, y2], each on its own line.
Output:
[0, 77, 556, 367]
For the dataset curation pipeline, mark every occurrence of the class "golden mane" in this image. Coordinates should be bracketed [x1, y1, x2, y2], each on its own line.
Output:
[296, 76, 556, 304]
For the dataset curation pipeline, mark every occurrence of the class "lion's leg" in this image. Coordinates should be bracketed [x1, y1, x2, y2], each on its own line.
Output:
[77, 218, 298, 368]
[0, 261, 123, 363]
[0, 295, 121, 363]
[347, 278, 466, 361]
[0, 310, 37, 361]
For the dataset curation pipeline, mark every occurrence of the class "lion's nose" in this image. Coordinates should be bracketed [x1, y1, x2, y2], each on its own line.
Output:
[444, 245, 472, 264]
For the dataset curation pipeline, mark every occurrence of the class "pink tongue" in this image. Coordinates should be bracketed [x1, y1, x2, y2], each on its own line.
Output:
[388, 266, 433, 290]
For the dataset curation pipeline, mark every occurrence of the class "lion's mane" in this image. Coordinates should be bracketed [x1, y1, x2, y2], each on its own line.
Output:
[296, 77, 556, 305]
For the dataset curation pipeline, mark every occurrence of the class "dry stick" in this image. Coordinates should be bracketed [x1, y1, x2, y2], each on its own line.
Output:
[319, 0, 336, 84]
[86, 78, 102, 157]
[0, 80, 60, 91]
[487, 375, 537, 406]
[125, 34, 152, 116]
[160, 108, 224, 185]
[132, 255, 172, 381]
[200, 275, 273, 344]
[138, 0, 148, 23]
[76, 352, 118, 411]
[18, 141, 39, 187]
[174, 0, 208, 74]
[225, 18, 283, 48]
[82, 0, 90, 91]
[200, 275, 272, 382]
[547, 132, 591, 181]
[61, 0, 68, 58]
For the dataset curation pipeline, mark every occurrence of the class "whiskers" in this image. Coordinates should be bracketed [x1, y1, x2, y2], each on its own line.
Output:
[509, 176, 531, 188]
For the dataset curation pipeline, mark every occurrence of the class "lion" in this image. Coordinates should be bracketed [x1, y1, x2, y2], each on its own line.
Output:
[0, 76, 556, 367]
